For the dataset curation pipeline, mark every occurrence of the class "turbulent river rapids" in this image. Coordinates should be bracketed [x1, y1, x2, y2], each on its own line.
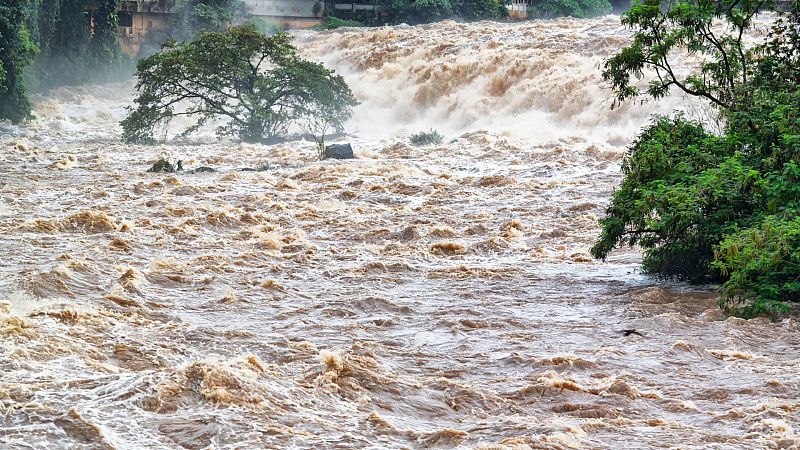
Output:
[2, 17, 799, 450]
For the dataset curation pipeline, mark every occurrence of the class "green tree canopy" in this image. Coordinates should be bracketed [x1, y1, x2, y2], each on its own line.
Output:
[593, 0, 800, 317]
[0, 1, 37, 123]
[121, 25, 358, 144]
[374, 0, 508, 25]
[528, 0, 612, 19]
[386, 0, 455, 24]
[602, 0, 768, 109]
[456, 0, 508, 20]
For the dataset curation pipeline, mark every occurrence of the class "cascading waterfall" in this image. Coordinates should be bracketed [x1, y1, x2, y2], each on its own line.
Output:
[0, 17, 797, 450]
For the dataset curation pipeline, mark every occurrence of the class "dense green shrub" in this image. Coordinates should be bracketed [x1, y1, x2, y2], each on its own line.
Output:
[714, 216, 800, 317]
[456, 0, 508, 20]
[386, 0, 454, 24]
[592, 116, 732, 281]
[594, 0, 800, 317]
[529, 0, 612, 18]
[410, 129, 444, 146]
[320, 16, 366, 29]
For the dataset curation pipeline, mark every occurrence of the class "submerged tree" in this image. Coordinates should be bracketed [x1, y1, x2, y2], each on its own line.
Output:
[593, 0, 800, 317]
[121, 25, 358, 144]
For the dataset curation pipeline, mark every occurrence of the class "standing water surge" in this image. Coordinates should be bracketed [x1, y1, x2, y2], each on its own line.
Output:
[1, 17, 799, 449]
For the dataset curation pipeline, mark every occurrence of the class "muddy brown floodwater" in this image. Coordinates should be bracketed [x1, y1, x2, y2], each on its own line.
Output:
[1, 17, 799, 450]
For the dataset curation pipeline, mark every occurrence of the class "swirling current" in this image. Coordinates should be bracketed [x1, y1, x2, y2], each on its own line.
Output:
[1, 16, 798, 450]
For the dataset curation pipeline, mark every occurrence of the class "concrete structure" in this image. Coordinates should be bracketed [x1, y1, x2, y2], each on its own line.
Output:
[333, 0, 377, 14]
[243, 0, 323, 28]
[508, 0, 528, 19]
[117, 0, 323, 56]
[118, 1, 174, 56]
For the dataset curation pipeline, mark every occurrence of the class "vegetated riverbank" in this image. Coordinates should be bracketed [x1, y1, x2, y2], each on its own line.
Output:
[1, 17, 798, 449]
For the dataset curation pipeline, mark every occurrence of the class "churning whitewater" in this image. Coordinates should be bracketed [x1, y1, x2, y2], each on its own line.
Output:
[1, 17, 799, 449]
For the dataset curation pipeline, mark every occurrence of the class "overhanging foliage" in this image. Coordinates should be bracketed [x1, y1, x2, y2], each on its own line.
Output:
[594, 0, 800, 317]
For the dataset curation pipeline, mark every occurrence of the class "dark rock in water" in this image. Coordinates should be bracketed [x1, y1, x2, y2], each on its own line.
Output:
[324, 143, 354, 160]
[193, 166, 216, 173]
[238, 167, 257, 172]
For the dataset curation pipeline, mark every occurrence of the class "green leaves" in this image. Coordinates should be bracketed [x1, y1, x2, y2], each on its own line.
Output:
[596, 1, 800, 317]
[457, 0, 507, 20]
[0, 3, 36, 123]
[713, 216, 800, 318]
[386, 0, 454, 24]
[591, 115, 733, 280]
[121, 25, 358, 144]
[382, 0, 508, 25]
[528, 0, 612, 19]
[603, 0, 766, 110]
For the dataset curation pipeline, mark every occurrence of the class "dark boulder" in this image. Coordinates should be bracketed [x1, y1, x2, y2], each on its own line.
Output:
[193, 166, 216, 173]
[324, 143, 354, 160]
